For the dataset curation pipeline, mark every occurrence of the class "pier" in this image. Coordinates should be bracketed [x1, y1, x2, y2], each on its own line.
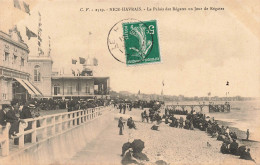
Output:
[166, 102, 230, 113]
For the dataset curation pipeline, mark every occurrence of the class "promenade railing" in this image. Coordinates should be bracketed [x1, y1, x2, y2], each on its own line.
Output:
[0, 105, 112, 157]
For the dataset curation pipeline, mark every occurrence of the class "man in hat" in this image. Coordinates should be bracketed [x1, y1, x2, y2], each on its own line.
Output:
[118, 117, 124, 135]
[2, 105, 19, 139]
[0, 105, 8, 126]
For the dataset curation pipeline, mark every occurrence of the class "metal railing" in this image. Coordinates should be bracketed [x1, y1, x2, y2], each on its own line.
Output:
[0, 105, 112, 157]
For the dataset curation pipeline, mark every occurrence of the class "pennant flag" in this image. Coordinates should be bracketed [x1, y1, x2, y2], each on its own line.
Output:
[93, 58, 98, 66]
[26, 27, 37, 40]
[38, 36, 42, 42]
[71, 69, 75, 76]
[226, 81, 229, 86]
[13, 0, 21, 9]
[38, 47, 44, 55]
[79, 57, 86, 64]
[23, 1, 30, 15]
[72, 59, 77, 64]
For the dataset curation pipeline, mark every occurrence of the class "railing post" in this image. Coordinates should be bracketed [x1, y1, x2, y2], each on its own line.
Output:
[31, 120, 37, 143]
[51, 116, 55, 135]
[1, 123, 10, 156]
[78, 111, 81, 125]
[42, 118, 47, 139]
[57, 115, 62, 132]
[70, 113, 73, 127]
[83, 110, 86, 122]
[19, 122, 24, 149]
[74, 112, 77, 126]
[63, 114, 68, 130]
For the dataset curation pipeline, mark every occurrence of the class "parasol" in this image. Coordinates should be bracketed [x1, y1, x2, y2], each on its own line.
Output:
[131, 139, 145, 153]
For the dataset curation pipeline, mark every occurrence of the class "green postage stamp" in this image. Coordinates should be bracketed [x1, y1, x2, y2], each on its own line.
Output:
[122, 20, 161, 65]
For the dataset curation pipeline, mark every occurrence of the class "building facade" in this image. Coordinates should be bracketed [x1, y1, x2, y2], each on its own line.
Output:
[0, 27, 110, 109]
[0, 27, 42, 109]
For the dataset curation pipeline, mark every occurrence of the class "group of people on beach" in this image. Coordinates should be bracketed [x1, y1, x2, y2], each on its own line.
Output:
[164, 109, 256, 162]
[118, 117, 137, 135]
[117, 103, 133, 114]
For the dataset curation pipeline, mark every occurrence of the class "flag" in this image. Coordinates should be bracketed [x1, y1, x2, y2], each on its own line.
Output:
[226, 81, 229, 86]
[72, 59, 77, 64]
[71, 69, 75, 76]
[26, 27, 37, 40]
[162, 80, 164, 86]
[79, 57, 86, 64]
[93, 58, 98, 66]
[208, 92, 211, 96]
[38, 47, 44, 55]
[13, 0, 21, 9]
[23, 1, 30, 15]
[38, 36, 42, 42]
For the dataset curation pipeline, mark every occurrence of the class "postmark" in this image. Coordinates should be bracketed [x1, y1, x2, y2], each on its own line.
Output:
[107, 19, 161, 65]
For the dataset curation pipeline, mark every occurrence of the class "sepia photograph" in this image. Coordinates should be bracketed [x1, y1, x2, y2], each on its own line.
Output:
[0, 0, 259, 164]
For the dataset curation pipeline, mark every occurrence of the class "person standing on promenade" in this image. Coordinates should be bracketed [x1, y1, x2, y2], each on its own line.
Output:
[118, 117, 124, 135]
[123, 104, 126, 114]
[119, 104, 122, 113]
[129, 103, 132, 111]
[246, 129, 250, 140]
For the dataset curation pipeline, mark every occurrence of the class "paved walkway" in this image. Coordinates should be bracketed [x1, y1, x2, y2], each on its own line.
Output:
[68, 108, 144, 165]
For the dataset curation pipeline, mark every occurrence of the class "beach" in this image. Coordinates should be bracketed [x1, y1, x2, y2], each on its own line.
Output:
[69, 108, 258, 165]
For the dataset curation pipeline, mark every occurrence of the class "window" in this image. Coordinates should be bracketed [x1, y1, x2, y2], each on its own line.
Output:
[21, 57, 24, 66]
[1, 80, 8, 100]
[4, 52, 9, 61]
[54, 84, 60, 95]
[76, 83, 81, 92]
[13, 55, 17, 64]
[67, 86, 72, 94]
[34, 65, 41, 82]
[85, 84, 90, 94]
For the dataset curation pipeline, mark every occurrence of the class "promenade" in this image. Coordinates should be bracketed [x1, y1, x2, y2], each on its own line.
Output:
[1, 107, 257, 165]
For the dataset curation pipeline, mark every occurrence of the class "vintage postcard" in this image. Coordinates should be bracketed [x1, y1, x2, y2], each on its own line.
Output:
[0, 0, 259, 165]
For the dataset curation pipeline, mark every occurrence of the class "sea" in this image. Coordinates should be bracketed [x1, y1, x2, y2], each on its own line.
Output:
[165, 100, 260, 141]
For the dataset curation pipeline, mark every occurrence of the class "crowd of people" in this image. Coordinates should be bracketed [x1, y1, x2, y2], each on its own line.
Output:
[11, 98, 108, 112]
[0, 103, 40, 144]
[116, 103, 133, 114]
[162, 109, 255, 162]
[0, 98, 111, 144]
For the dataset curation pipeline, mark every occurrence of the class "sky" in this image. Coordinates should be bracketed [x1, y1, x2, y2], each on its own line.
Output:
[0, 0, 259, 97]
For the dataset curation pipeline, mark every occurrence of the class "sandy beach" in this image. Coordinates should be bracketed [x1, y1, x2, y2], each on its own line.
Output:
[113, 109, 258, 165]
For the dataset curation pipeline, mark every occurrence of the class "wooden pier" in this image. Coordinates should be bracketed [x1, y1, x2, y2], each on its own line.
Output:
[166, 102, 230, 113]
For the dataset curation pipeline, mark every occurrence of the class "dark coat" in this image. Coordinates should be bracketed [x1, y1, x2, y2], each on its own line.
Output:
[118, 119, 124, 128]
[0, 110, 7, 126]
[20, 106, 32, 119]
[6, 110, 19, 123]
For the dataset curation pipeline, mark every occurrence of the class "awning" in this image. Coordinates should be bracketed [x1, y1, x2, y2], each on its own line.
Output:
[15, 78, 36, 96]
[14, 78, 43, 96]
[23, 79, 42, 96]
